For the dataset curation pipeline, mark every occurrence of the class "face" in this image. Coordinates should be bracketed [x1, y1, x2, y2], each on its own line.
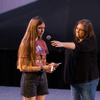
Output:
[75, 24, 86, 39]
[36, 22, 45, 39]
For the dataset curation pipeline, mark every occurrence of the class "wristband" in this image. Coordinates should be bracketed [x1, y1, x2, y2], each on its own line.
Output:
[41, 66, 43, 72]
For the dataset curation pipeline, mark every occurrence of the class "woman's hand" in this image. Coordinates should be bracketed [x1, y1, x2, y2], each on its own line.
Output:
[43, 64, 54, 73]
[53, 63, 59, 68]
[49, 62, 60, 70]
[50, 62, 56, 71]
[43, 62, 60, 73]
[51, 41, 63, 47]
[50, 62, 59, 69]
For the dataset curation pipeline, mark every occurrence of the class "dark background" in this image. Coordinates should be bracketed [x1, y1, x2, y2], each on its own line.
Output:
[0, 0, 100, 90]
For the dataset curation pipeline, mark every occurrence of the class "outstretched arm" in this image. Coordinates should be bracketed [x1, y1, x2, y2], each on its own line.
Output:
[51, 41, 75, 50]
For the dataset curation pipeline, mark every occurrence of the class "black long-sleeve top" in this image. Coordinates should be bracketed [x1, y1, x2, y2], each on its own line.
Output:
[64, 37, 99, 84]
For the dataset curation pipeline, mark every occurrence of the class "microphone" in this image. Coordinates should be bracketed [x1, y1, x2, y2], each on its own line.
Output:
[46, 35, 61, 53]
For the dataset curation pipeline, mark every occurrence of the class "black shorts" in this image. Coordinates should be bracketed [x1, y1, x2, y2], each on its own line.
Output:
[20, 72, 49, 97]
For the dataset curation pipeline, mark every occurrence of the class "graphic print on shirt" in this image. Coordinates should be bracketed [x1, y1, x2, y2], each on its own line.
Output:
[36, 45, 45, 55]
[35, 40, 48, 66]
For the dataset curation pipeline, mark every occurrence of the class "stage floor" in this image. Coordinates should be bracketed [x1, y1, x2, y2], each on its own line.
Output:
[0, 86, 100, 100]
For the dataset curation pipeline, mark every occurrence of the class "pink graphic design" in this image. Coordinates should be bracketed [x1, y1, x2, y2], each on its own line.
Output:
[35, 40, 48, 66]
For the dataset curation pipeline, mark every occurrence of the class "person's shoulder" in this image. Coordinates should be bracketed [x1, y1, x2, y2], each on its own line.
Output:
[83, 37, 96, 42]
[85, 37, 95, 40]
[41, 40, 47, 44]
[42, 39, 45, 42]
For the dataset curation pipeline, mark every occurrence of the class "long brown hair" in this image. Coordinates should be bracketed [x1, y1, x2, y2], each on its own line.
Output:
[17, 16, 45, 70]
[73, 19, 96, 42]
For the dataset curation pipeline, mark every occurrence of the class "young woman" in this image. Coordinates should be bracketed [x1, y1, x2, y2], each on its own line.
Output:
[17, 16, 59, 100]
[51, 19, 99, 100]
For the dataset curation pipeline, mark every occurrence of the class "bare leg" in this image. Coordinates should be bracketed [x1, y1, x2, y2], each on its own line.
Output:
[36, 95, 46, 100]
[23, 96, 36, 100]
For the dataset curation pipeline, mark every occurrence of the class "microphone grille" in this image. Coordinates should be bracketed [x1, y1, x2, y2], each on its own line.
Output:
[46, 35, 51, 40]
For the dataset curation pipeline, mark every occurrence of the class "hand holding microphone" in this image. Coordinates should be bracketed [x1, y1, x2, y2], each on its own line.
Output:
[46, 35, 61, 53]
[51, 41, 63, 47]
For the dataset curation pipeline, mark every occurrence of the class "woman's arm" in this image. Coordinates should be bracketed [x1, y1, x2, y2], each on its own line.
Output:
[62, 42, 75, 50]
[17, 58, 54, 73]
[51, 41, 75, 50]
[18, 65, 41, 72]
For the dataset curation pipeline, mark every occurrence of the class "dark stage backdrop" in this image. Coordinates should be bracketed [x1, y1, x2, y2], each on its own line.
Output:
[0, 0, 100, 90]
[0, 0, 70, 51]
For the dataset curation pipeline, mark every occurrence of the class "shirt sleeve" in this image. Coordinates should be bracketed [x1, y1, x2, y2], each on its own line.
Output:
[74, 38, 97, 52]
